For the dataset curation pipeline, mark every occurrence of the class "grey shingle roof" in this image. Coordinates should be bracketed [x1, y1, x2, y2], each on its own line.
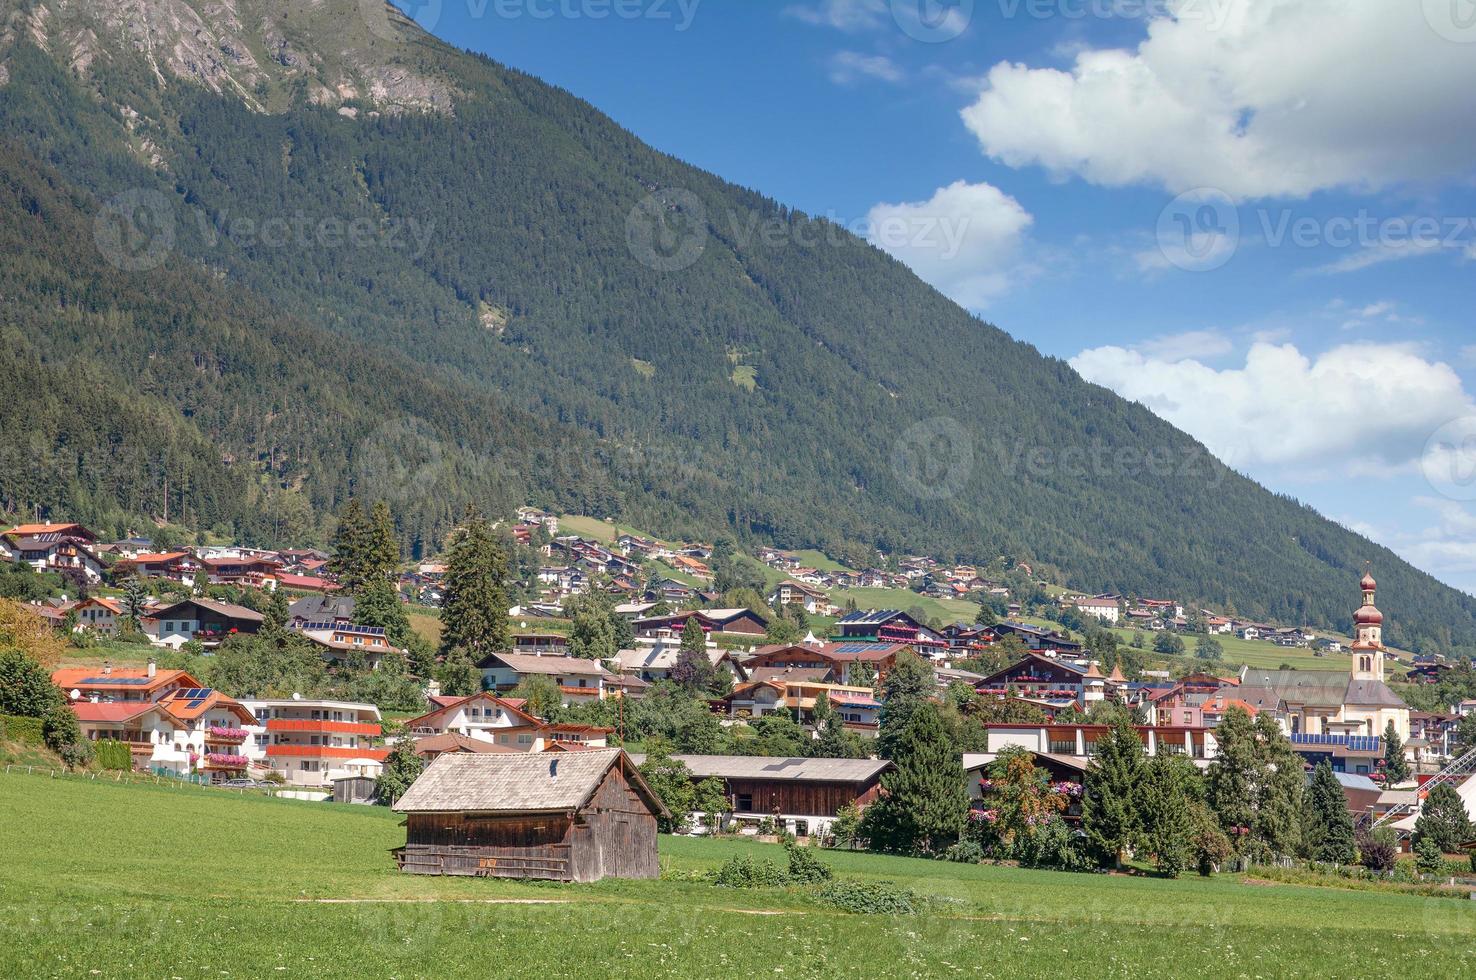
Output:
[394, 748, 663, 815]
[628, 754, 891, 784]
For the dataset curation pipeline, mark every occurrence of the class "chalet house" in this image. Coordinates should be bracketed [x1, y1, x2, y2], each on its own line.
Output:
[768, 580, 836, 616]
[72, 597, 122, 635]
[634, 607, 770, 639]
[55, 666, 256, 780]
[113, 551, 201, 583]
[512, 632, 571, 656]
[477, 653, 618, 705]
[274, 573, 339, 593]
[666, 554, 713, 581]
[713, 680, 880, 734]
[985, 622, 1083, 655]
[975, 652, 1129, 710]
[832, 610, 947, 658]
[198, 554, 283, 587]
[241, 698, 386, 787]
[1, 522, 105, 583]
[143, 598, 264, 649]
[393, 749, 665, 882]
[613, 601, 660, 621]
[1067, 596, 1121, 624]
[739, 641, 907, 687]
[614, 644, 731, 684]
[292, 622, 401, 668]
[631, 754, 891, 838]
[288, 595, 355, 627]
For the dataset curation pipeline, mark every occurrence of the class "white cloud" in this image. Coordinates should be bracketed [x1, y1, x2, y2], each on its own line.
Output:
[1381, 499, 1476, 596]
[784, 0, 888, 31]
[1070, 341, 1475, 472]
[1304, 238, 1454, 276]
[1461, 345, 1476, 367]
[959, 0, 1476, 198]
[866, 180, 1034, 308]
[828, 51, 905, 85]
[1135, 329, 1233, 363]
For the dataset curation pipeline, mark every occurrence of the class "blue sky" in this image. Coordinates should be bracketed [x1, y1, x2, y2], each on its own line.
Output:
[394, 0, 1476, 595]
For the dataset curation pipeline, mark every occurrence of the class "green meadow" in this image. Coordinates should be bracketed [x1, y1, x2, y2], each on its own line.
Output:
[2, 772, 1473, 978]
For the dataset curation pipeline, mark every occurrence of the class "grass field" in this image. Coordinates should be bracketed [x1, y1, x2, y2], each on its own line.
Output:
[4, 773, 1472, 977]
[834, 587, 979, 625]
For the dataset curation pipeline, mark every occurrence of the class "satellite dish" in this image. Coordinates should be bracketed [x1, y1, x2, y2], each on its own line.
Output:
[70, 688, 81, 701]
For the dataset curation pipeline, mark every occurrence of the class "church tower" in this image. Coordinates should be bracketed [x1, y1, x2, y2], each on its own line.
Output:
[1350, 567, 1384, 682]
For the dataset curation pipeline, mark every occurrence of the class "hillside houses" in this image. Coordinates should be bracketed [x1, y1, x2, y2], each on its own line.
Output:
[1, 522, 105, 583]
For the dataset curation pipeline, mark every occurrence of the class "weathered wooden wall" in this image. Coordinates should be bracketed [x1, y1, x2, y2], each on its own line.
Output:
[396, 766, 659, 882]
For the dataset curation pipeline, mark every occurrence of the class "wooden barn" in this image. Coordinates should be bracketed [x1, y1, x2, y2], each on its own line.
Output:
[391, 748, 667, 883]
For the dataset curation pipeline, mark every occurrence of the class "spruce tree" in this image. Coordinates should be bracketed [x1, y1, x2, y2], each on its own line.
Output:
[328, 499, 372, 592]
[877, 651, 934, 759]
[1140, 753, 1196, 877]
[1415, 783, 1473, 852]
[864, 703, 967, 856]
[1304, 761, 1356, 864]
[1382, 720, 1411, 785]
[1253, 713, 1304, 860]
[436, 645, 482, 697]
[1083, 716, 1145, 867]
[356, 577, 412, 648]
[439, 510, 510, 659]
[368, 501, 401, 583]
[1205, 707, 1259, 850]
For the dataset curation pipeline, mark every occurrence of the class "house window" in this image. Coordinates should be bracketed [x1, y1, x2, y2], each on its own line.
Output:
[736, 793, 753, 811]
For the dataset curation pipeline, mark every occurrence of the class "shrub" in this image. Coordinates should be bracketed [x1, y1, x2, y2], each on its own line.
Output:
[1016, 816, 1093, 872]
[1357, 828, 1398, 874]
[94, 739, 133, 771]
[1414, 836, 1444, 875]
[829, 802, 862, 849]
[784, 841, 834, 884]
[58, 740, 93, 771]
[0, 714, 45, 745]
[943, 840, 986, 864]
[710, 855, 789, 889]
[812, 880, 922, 915]
[41, 705, 81, 754]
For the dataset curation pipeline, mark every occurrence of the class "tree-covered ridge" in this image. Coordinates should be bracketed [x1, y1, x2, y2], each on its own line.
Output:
[0, 8, 1471, 652]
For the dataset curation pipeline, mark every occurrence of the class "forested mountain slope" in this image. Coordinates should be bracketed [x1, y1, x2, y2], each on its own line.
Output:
[0, 0, 1471, 651]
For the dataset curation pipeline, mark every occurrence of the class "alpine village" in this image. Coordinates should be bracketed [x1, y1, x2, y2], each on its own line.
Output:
[1, 1, 1474, 977]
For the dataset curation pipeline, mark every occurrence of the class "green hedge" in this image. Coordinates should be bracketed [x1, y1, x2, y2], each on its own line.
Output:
[0, 715, 44, 745]
[95, 739, 133, 771]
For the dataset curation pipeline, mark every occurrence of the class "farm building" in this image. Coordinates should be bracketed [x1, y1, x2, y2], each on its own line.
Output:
[630, 754, 891, 837]
[392, 748, 667, 882]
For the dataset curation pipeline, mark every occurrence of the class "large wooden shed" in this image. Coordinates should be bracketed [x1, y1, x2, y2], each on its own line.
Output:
[391, 748, 668, 883]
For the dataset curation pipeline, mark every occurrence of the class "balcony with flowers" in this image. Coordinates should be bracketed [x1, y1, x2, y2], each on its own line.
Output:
[201, 752, 249, 770]
[205, 725, 249, 745]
